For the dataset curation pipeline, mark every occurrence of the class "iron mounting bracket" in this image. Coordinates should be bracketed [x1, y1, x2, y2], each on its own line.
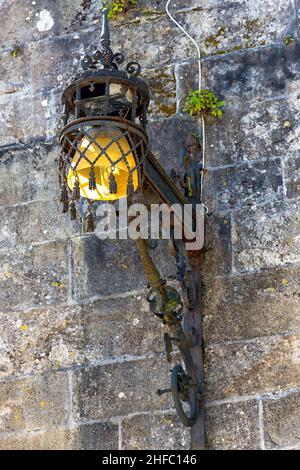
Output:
[135, 135, 206, 449]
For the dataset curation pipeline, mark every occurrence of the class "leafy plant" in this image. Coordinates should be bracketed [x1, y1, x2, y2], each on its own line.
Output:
[102, 0, 137, 20]
[284, 35, 295, 46]
[183, 89, 224, 119]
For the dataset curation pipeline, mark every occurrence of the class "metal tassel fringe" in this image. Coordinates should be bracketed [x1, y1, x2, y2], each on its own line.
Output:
[89, 167, 96, 191]
[60, 183, 68, 203]
[109, 171, 118, 194]
[86, 210, 95, 233]
[69, 200, 77, 221]
[72, 180, 80, 201]
[127, 174, 134, 196]
[60, 183, 69, 213]
[62, 199, 69, 213]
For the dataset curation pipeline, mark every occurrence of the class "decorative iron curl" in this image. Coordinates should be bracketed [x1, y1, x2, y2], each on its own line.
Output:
[81, 50, 130, 72]
[110, 52, 125, 69]
[81, 54, 97, 71]
[126, 61, 142, 77]
[79, 9, 143, 77]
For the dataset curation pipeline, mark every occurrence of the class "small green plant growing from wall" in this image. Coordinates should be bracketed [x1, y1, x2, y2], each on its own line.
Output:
[283, 35, 295, 46]
[102, 0, 137, 20]
[183, 89, 224, 119]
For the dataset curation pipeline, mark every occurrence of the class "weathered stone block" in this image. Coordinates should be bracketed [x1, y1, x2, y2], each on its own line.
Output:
[201, 213, 232, 277]
[206, 400, 260, 450]
[1, 1, 296, 66]
[232, 201, 300, 272]
[203, 264, 300, 343]
[180, 1, 296, 56]
[0, 143, 59, 206]
[27, 39, 176, 115]
[175, 60, 198, 112]
[177, 61, 300, 167]
[72, 356, 173, 420]
[0, 0, 93, 49]
[263, 391, 300, 449]
[0, 296, 165, 377]
[77, 296, 165, 364]
[284, 155, 300, 199]
[111, 1, 295, 68]
[0, 371, 68, 432]
[204, 43, 300, 102]
[145, 67, 176, 117]
[122, 413, 189, 450]
[0, 422, 118, 450]
[138, 0, 198, 12]
[0, 428, 71, 450]
[0, 49, 26, 97]
[71, 236, 146, 300]
[0, 241, 68, 311]
[0, 90, 60, 146]
[0, 200, 80, 249]
[71, 236, 175, 301]
[205, 98, 299, 167]
[0, 2, 190, 70]
[206, 333, 300, 400]
[26, 33, 93, 94]
[108, 15, 195, 71]
[0, 304, 83, 377]
[203, 159, 283, 212]
[75, 422, 118, 450]
[177, 43, 300, 109]
[147, 116, 199, 174]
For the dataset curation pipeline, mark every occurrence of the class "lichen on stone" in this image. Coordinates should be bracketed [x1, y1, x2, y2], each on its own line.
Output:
[36, 9, 54, 32]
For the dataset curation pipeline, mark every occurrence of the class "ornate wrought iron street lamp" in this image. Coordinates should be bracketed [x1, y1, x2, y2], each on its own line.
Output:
[58, 9, 205, 450]
[59, 10, 149, 230]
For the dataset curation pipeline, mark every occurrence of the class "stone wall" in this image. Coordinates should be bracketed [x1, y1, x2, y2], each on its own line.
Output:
[0, 0, 299, 450]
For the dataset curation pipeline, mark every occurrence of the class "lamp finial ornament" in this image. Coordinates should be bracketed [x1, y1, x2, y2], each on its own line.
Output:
[100, 8, 111, 47]
[80, 6, 141, 76]
[97, 6, 114, 69]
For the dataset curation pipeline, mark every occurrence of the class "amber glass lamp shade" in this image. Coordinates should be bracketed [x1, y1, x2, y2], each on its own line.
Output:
[67, 127, 139, 201]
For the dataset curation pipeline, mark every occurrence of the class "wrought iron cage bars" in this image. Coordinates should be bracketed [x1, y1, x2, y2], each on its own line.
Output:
[58, 25, 150, 231]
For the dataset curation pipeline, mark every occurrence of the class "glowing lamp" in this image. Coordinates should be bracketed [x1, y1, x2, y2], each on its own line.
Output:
[58, 8, 149, 231]
[67, 127, 139, 201]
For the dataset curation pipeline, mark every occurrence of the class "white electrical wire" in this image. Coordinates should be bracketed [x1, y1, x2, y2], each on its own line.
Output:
[165, 0, 207, 210]
[166, 0, 202, 91]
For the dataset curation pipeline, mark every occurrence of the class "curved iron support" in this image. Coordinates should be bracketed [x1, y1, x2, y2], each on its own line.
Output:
[135, 238, 204, 441]
[136, 134, 205, 449]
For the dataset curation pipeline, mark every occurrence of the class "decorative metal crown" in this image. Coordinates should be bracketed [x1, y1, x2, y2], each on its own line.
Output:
[81, 8, 142, 78]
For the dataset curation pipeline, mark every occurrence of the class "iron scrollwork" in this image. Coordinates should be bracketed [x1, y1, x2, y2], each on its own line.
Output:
[149, 269, 201, 427]
[81, 9, 141, 77]
[169, 236, 198, 311]
[138, 134, 204, 428]
[126, 62, 142, 77]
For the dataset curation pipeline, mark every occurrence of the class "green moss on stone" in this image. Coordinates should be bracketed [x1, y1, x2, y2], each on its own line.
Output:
[205, 35, 220, 49]
[245, 19, 260, 31]
[231, 45, 244, 52]
[204, 26, 227, 50]
[10, 46, 23, 58]
[140, 8, 164, 18]
[158, 103, 177, 115]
